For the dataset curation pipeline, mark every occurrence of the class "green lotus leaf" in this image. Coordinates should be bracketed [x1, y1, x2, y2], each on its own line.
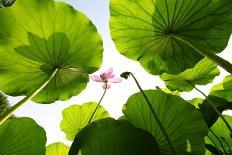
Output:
[0, 117, 46, 155]
[46, 142, 69, 155]
[123, 90, 208, 154]
[0, 0, 103, 103]
[110, 0, 232, 75]
[161, 88, 180, 96]
[60, 102, 109, 141]
[69, 118, 160, 155]
[205, 115, 232, 154]
[199, 96, 232, 127]
[160, 58, 220, 92]
[210, 75, 232, 102]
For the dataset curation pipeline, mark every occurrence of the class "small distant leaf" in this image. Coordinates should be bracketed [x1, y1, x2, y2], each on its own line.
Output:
[0, 0, 15, 8]
[0, 0, 103, 103]
[160, 58, 220, 92]
[69, 118, 160, 155]
[123, 90, 208, 154]
[205, 116, 232, 154]
[0, 117, 46, 155]
[210, 75, 232, 102]
[0, 92, 16, 119]
[161, 88, 180, 96]
[60, 102, 109, 141]
[46, 142, 69, 155]
[188, 98, 204, 108]
[110, 0, 232, 75]
[199, 96, 232, 127]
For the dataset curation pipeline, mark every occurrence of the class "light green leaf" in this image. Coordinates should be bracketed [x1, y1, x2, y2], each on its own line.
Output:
[188, 98, 204, 108]
[161, 88, 180, 96]
[0, 92, 16, 119]
[110, 0, 232, 75]
[123, 90, 208, 154]
[69, 118, 160, 155]
[60, 102, 109, 141]
[210, 75, 232, 102]
[205, 115, 232, 154]
[160, 58, 220, 92]
[0, 0, 103, 103]
[46, 142, 69, 155]
[0, 117, 46, 155]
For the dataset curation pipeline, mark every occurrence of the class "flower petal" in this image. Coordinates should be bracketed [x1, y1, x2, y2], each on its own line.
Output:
[108, 77, 122, 83]
[107, 67, 113, 75]
[102, 83, 111, 89]
[90, 75, 103, 82]
[100, 73, 108, 81]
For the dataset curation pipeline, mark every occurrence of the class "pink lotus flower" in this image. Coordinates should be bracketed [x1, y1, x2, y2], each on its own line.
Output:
[90, 67, 122, 89]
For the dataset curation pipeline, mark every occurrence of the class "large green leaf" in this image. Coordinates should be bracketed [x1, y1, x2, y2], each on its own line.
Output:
[205, 116, 232, 154]
[69, 118, 160, 155]
[123, 90, 208, 154]
[0, 117, 46, 155]
[210, 75, 232, 102]
[46, 142, 69, 155]
[110, 0, 232, 75]
[0, 0, 103, 103]
[60, 102, 109, 141]
[160, 58, 219, 92]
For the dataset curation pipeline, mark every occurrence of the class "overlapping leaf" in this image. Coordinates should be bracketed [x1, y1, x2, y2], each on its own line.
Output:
[210, 75, 232, 102]
[123, 90, 208, 154]
[0, 117, 46, 155]
[110, 0, 232, 75]
[205, 116, 232, 154]
[69, 118, 160, 155]
[60, 102, 109, 141]
[0, 0, 103, 103]
[160, 58, 219, 92]
[46, 142, 69, 155]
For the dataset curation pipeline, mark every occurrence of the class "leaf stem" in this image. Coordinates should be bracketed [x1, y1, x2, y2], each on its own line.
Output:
[122, 72, 178, 155]
[172, 35, 232, 74]
[0, 68, 58, 125]
[87, 82, 107, 124]
[188, 81, 232, 136]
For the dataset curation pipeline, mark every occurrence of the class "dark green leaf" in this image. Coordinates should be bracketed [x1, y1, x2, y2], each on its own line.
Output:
[0, 92, 16, 119]
[0, 0, 103, 103]
[69, 118, 160, 155]
[123, 90, 208, 154]
[110, 0, 232, 75]
[0, 117, 46, 155]
[199, 96, 232, 127]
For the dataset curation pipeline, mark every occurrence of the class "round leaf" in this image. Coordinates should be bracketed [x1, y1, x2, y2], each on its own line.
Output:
[0, 117, 46, 155]
[123, 90, 208, 154]
[60, 102, 109, 141]
[0, 0, 103, 103]
[205, 115, 232, 154]
[46, 142, 69, 155]
[69, 118, 160, 155]
[160, 58, 220, 92]
[210, 75, 232, 102]
[110, 0, 232, 75]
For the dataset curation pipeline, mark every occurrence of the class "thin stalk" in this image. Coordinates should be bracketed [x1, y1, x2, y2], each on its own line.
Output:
[172, 35, 232, 74]
[124, 72, 178, 155]
[0, 68, 58, 125]
[188, 81, 232, 136]
[88, 82, 107, 124]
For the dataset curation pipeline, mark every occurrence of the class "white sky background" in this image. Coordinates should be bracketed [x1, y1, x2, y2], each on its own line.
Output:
[8, 0, 232, 145]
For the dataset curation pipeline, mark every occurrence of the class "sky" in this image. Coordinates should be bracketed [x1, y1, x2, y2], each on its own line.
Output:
[8, 0, 232, 145]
